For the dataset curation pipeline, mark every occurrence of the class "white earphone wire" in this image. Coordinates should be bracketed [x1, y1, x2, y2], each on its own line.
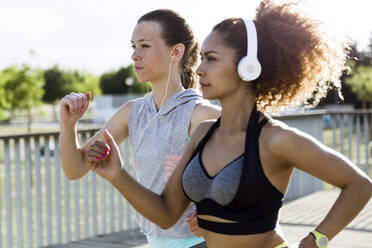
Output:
[133, 53, 175, 235]
[134, 53, 175, 154]
[160, 54, 175, 107]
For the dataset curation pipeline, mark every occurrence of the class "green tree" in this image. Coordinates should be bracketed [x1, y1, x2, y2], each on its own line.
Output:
[43, 66, 101, 119]
[0, 70, 10, 120]
[100, 65, 147, 94]
[42, 66, 71, 104]
[319, 42, 370, 107]
[43, 66, 101, 103]
[345, 64, 372, 108]
[2, 64, 44, 131]
[100, 67, 130, 94]
[69, 70, 101, 95]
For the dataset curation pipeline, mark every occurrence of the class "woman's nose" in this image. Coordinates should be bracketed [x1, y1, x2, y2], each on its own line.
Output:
[131, 50, 139, 62]
[196, 64, 204, 76]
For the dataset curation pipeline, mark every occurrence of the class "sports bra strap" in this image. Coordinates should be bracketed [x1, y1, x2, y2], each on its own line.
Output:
[227, 104, 266, 207]
[188, 106, 267, 170]
[257, 117, 268, 133]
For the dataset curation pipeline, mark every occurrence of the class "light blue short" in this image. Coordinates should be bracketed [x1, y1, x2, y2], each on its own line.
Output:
[146, 235, 205, 248]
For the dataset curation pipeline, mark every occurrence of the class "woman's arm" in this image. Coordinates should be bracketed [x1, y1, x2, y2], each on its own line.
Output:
[270, 125, 372, 244]
[91, 122, 213, 229]
[59, 92, 132, 180]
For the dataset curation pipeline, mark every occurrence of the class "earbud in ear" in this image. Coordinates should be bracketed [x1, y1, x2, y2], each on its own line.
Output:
[172, 50, 178, 57]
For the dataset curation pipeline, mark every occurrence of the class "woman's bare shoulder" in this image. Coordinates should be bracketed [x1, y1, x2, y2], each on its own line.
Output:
[189, 119, 216, 147]
[192, 102, 221, 124]
[262, 118, 320, 159]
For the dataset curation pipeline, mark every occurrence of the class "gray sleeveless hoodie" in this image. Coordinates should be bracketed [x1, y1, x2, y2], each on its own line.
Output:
[128, 89, 207, 238]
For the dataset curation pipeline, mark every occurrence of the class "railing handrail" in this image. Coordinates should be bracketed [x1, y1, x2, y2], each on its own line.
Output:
[2, 109, 372, 139]
[274, 108, 372, 118]
[323, 108, 372, 115]
[0, 128, 100, 140]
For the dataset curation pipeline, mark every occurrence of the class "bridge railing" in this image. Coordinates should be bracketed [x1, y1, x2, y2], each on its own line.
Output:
[0, 110, 371, 247]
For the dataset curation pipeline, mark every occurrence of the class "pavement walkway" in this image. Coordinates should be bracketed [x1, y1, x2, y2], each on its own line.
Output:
[47, 190, 372, 248]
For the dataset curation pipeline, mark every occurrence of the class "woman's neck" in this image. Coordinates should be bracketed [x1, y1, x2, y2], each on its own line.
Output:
[219, 84, 256, 133]
[151, 72, 184, 111]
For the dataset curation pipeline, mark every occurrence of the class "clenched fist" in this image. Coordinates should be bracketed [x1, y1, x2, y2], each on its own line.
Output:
[60, 92, 91, 125]
[89, 129, 123, 182]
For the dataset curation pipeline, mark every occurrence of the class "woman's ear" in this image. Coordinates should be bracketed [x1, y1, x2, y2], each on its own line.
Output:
[171, 43, 185, 61]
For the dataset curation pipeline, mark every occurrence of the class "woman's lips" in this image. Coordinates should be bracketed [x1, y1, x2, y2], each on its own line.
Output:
[134, 66, 143, 72]
[200, 82, 210, 88]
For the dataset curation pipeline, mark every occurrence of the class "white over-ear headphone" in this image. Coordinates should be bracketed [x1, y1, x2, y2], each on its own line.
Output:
[237, 18, 262, 81]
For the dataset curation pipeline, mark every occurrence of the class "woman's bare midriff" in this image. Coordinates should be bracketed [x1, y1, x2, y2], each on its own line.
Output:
[198, 215, 286, 248]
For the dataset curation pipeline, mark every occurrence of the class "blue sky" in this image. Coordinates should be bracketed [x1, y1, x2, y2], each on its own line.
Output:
[1, 0, 371, 75]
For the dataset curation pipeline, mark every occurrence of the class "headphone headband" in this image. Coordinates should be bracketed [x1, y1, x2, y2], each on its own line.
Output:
[243, 19, 258, 59]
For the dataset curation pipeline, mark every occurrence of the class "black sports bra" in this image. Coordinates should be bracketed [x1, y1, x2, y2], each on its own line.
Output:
[181, 105, 284, 235]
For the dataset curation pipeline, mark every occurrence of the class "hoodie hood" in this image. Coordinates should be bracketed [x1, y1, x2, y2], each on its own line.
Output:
[144, 88, 205, 119]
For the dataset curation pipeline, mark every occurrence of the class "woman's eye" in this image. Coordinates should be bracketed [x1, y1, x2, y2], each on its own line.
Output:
[142, 44, 150, 48]
[199, 56, 215, 62]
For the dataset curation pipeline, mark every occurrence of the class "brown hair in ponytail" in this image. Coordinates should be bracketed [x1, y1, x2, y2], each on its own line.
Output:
[138, 9, 199, 89]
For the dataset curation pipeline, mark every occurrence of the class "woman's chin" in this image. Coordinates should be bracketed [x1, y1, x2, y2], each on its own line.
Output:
[136, 76, 148, 83]
[201, 92, 215, 100]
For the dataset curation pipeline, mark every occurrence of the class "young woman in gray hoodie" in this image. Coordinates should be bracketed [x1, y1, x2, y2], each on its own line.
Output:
[59, 9, 220, 248]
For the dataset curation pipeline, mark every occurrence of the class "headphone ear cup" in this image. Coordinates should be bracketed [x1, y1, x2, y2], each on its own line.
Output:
[238, 56, 262, 81]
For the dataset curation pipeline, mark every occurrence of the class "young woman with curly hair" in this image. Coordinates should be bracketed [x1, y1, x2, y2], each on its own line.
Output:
[88, 1, 372, 247]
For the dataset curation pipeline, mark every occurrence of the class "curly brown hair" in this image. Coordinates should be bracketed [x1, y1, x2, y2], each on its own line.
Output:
[212, 0, 349, 113]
